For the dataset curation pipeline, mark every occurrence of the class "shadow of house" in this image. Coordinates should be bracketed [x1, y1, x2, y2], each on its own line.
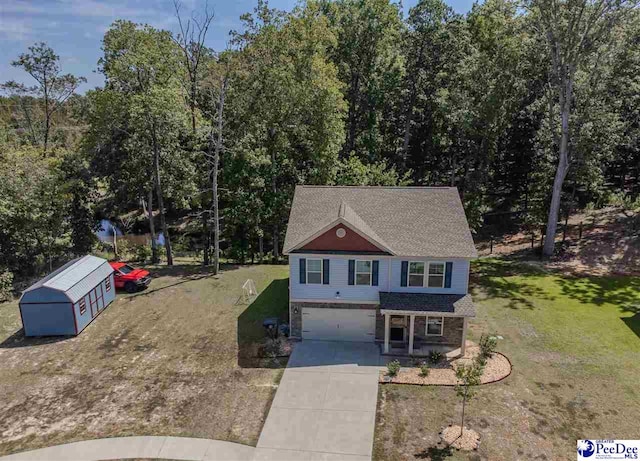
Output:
[622, 313, 640, 340]
[237, 278, 289, 368]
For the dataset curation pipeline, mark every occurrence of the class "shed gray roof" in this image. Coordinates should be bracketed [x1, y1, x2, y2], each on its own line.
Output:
[379, 292, 476, 317]
[21, 255, 114, 304]
[283, 186, 477, 258]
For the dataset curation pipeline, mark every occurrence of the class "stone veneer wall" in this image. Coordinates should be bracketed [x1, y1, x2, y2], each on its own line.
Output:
[375, 314, 464, 345]
[289, 301, 377, 338]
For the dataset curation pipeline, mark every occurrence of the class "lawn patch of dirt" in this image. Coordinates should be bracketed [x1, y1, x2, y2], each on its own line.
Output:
[0, 260, 289, 456]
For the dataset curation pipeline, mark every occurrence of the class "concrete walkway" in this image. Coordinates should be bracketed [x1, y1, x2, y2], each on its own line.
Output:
[0, 436, 256, 461]
[255, 341, 383, 461]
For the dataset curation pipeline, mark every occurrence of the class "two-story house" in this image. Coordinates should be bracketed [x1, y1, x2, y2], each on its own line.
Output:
[282, 185, 478, 356]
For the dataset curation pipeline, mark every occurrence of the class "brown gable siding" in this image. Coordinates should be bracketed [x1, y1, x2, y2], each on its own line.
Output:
[300, 224, 385, 252]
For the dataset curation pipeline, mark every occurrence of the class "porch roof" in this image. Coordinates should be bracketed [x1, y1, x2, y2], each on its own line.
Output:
[379, 292, 476, 317]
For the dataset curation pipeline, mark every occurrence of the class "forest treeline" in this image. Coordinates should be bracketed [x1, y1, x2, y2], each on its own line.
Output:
[0, 0, 639, 287]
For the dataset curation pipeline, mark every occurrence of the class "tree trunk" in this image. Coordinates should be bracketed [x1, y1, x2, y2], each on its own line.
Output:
[211, 77, 227, 276]
[148, 188, 159, 264]
[271, 147, 279, 262]
[543, 76, 573, 257]
[258, 234, 264, 263]
[43, 75, 50, 154]
[151, 124, 173, 266]
[203, 211, 210, 266]
[460, 391, 466, 437]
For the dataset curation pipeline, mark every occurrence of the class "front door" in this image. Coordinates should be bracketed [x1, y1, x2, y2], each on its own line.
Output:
[390, 315, 406, 342]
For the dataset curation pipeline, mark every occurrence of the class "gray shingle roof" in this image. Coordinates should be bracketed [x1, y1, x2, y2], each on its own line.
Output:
[379, 292, 476, 317]
[283, 186, 477, 258]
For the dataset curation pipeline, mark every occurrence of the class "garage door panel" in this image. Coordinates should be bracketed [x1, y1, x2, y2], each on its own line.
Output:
[302, 308, 376, 342]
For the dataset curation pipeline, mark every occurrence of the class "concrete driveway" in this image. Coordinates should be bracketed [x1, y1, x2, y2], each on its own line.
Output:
[255, 341, 383, 461]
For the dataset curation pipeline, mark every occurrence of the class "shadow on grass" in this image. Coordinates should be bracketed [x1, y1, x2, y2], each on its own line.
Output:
[471, 259, 556, 309]
[414, 445, 455, 460]
[0, 328, 73, 349]
[237, 278, 289, 368]
[622, 313, 640, 339]
[556, 276, 640, 309]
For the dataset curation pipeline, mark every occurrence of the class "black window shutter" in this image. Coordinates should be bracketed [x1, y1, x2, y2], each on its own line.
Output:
[323, 259, 330, 285]
[400, 261, 408, 287]
[372, 260, 379, 286]
[348, 260, 355, 285]
[444, 262, 453, 288]
[299, 258, 306, 284]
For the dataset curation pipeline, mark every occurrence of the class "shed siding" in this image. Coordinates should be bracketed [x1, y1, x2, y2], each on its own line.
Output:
[74, 274, 116, 333]
[290, 256, 389, 302]
[290, 255, 470, 301]
[21, 303, 75, 336]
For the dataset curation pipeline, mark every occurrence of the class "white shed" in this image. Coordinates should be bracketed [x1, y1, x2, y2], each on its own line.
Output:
[19, 255, 116, 336]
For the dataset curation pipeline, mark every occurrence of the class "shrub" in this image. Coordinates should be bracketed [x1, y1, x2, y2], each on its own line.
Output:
[479, 334, 498, 358]
[419, 361, 430, 377]
[134, 244, 152, 263]
[428, 350, 443, 364]
[386, 359, 401, 377]
[262, 337, 285, 358]
[0, 270, 13, 302]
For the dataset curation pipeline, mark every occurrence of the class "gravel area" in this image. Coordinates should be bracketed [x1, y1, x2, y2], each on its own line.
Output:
[380, 346, 511, 386]
[440, 425, 480, 450]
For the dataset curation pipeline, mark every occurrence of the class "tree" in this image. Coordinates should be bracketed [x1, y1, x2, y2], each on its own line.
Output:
[100, 21, 195, 266]
[2, 42, 85, 154]
[229, 1, 346, 261]
[454, 362, 483, 437]
[529, 0, 638, 256]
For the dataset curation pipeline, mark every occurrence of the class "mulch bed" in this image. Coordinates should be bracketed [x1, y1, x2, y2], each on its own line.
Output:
[379, 346, 512, 386]
[440, 425, 480, 450]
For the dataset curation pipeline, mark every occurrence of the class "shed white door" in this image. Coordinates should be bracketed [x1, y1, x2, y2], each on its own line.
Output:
[302, 308, 376, 342]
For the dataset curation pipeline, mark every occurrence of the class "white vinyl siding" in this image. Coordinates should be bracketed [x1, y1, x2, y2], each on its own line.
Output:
[291, 256, 388, 302]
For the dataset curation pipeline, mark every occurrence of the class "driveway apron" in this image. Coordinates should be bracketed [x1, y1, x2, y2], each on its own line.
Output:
[255, 341, 382, 461]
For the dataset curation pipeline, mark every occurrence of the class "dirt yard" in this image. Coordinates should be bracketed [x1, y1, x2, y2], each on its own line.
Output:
[476, 206, 640, 276]
[0, 259, 289, 456]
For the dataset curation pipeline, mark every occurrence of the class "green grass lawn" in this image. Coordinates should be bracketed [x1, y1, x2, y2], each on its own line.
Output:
[0, 260, 289, 456]
[374, 258, 640, 460]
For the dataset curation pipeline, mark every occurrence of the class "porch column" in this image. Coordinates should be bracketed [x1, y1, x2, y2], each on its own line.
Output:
[408, 314, 415, 355]
[384, 312, 390, 354]
[461, 317, 468, 356]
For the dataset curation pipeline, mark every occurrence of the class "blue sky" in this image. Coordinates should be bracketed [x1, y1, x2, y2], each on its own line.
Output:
[0, 0, 477, 93]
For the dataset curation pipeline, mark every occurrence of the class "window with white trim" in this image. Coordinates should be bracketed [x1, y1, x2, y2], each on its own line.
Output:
[408, 262, 425, 287]
[355, 260, 372, 286]
[426, 316, 444, 336]
[427, 262, 445, 288]
[105, 277, 112, 292]
[306, 259, 322, 284]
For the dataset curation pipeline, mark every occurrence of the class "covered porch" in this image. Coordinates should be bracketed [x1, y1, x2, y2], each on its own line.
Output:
[379, 292, 476, 357]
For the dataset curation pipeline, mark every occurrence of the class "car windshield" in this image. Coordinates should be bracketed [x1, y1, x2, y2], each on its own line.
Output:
[118, 265, 135, 275]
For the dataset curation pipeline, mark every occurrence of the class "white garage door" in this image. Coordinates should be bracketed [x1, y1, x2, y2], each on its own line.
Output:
[302, 308, 376, 342]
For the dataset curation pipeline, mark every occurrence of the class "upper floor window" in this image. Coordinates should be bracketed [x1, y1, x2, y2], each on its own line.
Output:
[355, 260, 372, 286]
[306, 259, 323, 284]
[408, 262, 425, 286]
[427, 262, 445, 288]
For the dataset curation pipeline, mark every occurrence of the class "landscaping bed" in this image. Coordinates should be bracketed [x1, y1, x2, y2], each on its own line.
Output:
[380, 345, 511, 386]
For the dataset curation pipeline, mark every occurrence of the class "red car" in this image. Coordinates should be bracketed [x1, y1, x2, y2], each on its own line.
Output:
[109, 262, 152, 293]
